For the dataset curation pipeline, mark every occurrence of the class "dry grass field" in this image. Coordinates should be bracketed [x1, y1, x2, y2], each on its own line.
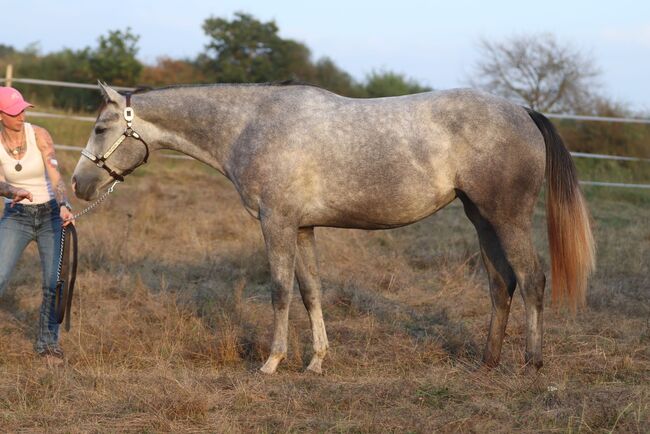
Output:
[0, 132, 648, 432]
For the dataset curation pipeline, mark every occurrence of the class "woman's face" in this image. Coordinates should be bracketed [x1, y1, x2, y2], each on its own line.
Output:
[0, 110, 26, 132]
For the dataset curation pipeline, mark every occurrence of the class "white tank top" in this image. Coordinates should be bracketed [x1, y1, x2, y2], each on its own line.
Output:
[0, 123, 54, 205]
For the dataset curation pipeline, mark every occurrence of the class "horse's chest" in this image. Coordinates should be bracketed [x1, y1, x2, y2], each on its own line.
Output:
[229, 176, 262, 219]
[237, 188, 261, 219]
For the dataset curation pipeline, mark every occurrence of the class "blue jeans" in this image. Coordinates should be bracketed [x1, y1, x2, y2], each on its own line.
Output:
[0, 199, 63, 353]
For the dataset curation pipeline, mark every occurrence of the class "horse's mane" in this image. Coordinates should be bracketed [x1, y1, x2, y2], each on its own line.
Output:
[119, 79, 322, 97]
[93, 80, 325, 117]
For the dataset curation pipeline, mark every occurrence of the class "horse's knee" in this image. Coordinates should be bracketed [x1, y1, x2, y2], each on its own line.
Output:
[301, 295, 316, 311]
[521, 268, 545, 307]
[271, 284, 292, 311]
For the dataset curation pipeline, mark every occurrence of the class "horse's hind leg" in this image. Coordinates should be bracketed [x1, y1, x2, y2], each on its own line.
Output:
[458, 189, 546, 369]
[295, 227, 329, 373]
[496, 225, 546, 369]
[458, 191, 517, 367]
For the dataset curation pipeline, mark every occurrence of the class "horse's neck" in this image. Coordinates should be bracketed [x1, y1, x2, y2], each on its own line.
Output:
[137, 86, 267, 176]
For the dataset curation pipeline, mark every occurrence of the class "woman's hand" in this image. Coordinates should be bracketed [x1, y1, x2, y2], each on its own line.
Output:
[60, 206, 75, 226]
[11, 188, 33, 206]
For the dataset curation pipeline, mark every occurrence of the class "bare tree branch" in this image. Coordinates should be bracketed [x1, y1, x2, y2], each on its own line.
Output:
[467, 33, 600, 114]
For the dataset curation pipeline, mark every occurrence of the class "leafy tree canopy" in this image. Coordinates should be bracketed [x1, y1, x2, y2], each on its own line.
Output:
[89, 28, 142, 86]
[200, 12, 312, 83]
[364, 70, 432, 97]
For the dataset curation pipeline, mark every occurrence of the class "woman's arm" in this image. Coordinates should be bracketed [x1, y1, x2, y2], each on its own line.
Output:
[34, 126, 73, 224]
[0, 166, 33, 203]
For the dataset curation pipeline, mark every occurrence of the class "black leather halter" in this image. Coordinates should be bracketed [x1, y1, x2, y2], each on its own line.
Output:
[81, 93, 150, 182]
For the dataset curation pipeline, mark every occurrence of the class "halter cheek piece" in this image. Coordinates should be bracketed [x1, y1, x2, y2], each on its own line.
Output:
[81, 93, 150, 182]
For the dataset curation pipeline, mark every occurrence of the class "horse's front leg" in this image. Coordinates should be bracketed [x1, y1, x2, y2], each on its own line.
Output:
[259, 213, 298, 374]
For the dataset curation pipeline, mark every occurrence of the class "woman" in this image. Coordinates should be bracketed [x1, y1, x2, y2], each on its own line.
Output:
[0, 86, 74, 365]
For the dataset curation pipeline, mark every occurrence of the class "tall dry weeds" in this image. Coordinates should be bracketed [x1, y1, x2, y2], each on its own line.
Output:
[0, 152, 646, 432]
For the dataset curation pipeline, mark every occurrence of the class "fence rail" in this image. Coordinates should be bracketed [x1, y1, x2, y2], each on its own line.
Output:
[0, 77, 135, 92]
[25, 112, 650, 165]
[30, 111, 96, 122]
[570, 152, 650, 163]
[4, 73, 648, 189]
[545, 113, 650, 125]
[579, 181, 650, 189]
[52, 144, 650, 190]
[4, 75, 650, 125]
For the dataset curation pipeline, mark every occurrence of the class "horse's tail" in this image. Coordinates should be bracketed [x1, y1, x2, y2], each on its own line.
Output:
[525, 108, 595, 311]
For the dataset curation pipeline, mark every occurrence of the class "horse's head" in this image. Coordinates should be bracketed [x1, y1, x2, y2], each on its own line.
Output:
[72, 83, 150, 200]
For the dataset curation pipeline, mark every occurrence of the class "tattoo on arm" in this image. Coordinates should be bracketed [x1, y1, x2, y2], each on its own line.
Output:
[37, 128, 60, 170]
[0, 182, 18, 199]
[45, 150, 59, 169]
[39, 133, 66, 203]
[54, 179, 68, 204]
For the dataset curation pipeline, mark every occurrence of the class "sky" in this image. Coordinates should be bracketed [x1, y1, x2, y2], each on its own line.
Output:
[3, 0, 650, 112]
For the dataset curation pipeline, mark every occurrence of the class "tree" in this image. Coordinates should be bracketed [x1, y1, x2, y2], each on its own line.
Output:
[200, 12, 313, 83]
[5, 29, 143, 110]
[0, 44, 17, 59]
[469, 33, 600, 113]
[36, 48, 94, 109]
[1, 44, 95, 110]
[140, 57, 208, 86]
[198, 12, 435, 98]
[89, 28, 142, 86]
[311, 57, 363, 97]
[364, 70, 431, 97]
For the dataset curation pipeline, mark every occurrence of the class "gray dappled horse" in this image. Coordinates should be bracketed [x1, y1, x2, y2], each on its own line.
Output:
[72, 83, 595, 374]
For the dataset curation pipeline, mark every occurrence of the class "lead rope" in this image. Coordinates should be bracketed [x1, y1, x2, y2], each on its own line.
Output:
[68, 180, 121, 221]
[54, 180, 121, 330]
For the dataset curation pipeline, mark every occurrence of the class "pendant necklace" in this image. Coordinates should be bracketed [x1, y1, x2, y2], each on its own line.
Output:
[12, 145, 25, 171]
[2, 133, 25, 172]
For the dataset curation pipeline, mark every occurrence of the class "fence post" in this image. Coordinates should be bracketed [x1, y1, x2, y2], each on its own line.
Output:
[5, 64, 13, 87]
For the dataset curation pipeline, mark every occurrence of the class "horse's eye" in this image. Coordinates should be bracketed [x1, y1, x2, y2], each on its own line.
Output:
[94, 126, 107, 135]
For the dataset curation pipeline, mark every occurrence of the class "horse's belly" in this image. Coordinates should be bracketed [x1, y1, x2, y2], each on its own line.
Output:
[306, 187, 457, 229]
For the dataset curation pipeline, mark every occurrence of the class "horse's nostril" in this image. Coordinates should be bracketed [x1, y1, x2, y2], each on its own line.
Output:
[71, 176, 77, 193]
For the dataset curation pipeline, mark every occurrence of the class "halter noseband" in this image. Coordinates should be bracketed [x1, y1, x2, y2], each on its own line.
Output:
[81, 93, 150, 182]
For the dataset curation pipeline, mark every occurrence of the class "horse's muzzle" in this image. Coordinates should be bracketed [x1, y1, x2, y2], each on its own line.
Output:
[71, 174, 99, 201]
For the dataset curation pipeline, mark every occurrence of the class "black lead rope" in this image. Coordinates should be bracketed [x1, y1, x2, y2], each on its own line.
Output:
[51, 181, 120, 332]
[55, 224, 78, 331]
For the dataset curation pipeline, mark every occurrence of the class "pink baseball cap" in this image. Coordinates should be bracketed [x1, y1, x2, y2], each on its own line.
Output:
[0, 87, 34, 116]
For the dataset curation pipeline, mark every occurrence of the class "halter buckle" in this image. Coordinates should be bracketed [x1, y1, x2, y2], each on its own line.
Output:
[124, 107, 134, 122]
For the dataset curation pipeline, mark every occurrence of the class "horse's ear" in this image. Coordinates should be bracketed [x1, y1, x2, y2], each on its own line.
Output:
[97, 81, 122, 105]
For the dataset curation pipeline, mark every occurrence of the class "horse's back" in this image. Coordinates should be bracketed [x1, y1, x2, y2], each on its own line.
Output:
[234, 87, 546, 228]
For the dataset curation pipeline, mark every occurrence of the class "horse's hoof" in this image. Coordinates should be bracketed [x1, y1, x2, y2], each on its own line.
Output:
[482, 355, 500, 369]
[305, 358, 323, 374]
[259, 365, 276, 375]
[524, 353, 543, 372]
[260, 353, 285, 374]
